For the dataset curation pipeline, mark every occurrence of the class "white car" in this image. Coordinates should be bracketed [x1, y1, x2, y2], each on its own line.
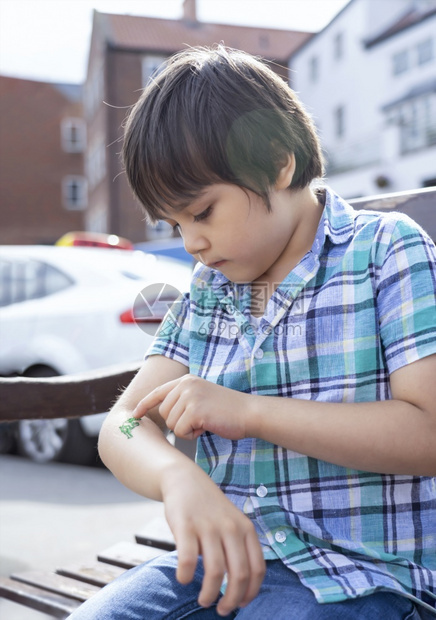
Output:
[0, 245, 192, 464]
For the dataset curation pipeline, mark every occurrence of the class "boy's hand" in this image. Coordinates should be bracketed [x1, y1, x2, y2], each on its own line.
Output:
[161, 461, 266, 616]
[133, 375, 251, 440]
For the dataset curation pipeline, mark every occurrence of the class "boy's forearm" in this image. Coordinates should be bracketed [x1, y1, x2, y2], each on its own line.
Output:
[247, 395, 436, 476]
[97, 355, 191, 499]
[98, 406, 194, 501]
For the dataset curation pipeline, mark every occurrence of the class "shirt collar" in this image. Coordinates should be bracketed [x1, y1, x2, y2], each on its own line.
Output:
[321, 186, 356, 246]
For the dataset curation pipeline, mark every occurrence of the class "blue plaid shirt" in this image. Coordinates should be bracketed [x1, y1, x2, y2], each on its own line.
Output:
[147, 187, 436, 613]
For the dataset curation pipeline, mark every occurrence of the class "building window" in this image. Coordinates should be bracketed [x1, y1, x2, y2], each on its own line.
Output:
[333, 32, 344, 60]
[61, 118, 86, 153]
[62, 176, 87, 210]
[309, 56, 319, 82]
[396, 94, 436, 154]
[142, 55, 166, 87]
[417, 38, 434, 65]
[392, 50, 409, 75]
[334, 105, 345, 138]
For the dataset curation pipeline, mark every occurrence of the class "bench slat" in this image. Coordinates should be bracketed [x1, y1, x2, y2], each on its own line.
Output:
[0, 509, 175, 615]
[134, 517, 176, 551]
[56, 560, 126, 587]
[10, 570, 100, 602]
[0, 576, 81, 618]
[97, 540, 167, 569]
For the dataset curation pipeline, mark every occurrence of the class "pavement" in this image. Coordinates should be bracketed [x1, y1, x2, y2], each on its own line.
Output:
[0, 454, 165, 619]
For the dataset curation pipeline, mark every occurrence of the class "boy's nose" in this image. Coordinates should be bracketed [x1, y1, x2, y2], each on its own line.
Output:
[181, 228, 208, 257]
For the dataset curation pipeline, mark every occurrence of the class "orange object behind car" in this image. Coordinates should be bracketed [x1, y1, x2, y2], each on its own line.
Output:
[56, 231, 133, 250]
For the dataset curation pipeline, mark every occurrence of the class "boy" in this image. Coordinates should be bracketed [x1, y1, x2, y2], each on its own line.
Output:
[69, 46, 436, 619]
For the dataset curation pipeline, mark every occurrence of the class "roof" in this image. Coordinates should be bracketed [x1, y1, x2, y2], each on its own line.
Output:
[97, 11, 312, 62]
[0, 75, 81, 101]
[0, 75, 82, 108]
[288, 0, 354, 59]
[365, 4, 436, 48]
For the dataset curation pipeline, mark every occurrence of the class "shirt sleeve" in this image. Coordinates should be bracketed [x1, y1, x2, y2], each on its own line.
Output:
[144, 291, 190, 367]
[376, 215, 436, 374]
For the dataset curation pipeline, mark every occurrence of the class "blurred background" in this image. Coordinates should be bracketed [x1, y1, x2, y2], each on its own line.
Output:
[1, 0, 435, 249]
[0, 0, 435, 616]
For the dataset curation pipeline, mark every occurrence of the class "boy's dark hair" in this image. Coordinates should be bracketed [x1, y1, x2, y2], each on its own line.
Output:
[123, 45, 324, 223]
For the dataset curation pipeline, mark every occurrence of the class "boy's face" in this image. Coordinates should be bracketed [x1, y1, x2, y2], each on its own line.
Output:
[163, 183, 314, 285]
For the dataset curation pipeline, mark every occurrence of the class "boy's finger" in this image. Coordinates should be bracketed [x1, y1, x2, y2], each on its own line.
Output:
[164, 399, 187, 432]
[197, 536, 227, 609]
[132, 393, 161, 418]
[175, 535, 200, 585]
[238, 534, 265, 607]
[215, 529, 258, 615]
[132, 379, 179, 418]
[216, 555, 249, 614]
[173, 412, 203, 440]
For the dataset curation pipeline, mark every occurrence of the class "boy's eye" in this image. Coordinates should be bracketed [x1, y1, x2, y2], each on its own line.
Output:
[193, 205, 213, 223]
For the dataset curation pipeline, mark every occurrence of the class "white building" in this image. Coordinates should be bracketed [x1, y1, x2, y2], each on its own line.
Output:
[289, 0, 436, 198]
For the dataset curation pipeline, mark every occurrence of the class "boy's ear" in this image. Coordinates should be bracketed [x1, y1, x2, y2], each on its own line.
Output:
[275, 154, 296, 190]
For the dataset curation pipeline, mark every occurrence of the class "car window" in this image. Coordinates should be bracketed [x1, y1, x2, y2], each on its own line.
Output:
[44, 263, 74, 296]
[0, 258, 73, 307]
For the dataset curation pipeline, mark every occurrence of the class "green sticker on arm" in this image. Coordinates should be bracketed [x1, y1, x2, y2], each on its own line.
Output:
[119, 417, 140, 439]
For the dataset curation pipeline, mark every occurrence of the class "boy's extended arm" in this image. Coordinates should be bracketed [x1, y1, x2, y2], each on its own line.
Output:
[98, 354, 265, 616]
[250, 353, 436, 476]
[133, 353, 436, 476]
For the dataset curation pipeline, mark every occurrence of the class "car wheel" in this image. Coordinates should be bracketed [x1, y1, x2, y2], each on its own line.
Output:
[17, 417, 69, 463]
[17, 417, 98, 465]
[0, 422, 16, 454]
[16, 365, 98, 465]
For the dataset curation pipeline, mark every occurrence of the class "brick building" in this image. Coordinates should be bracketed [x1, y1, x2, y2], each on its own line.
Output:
[84, 0, 312, 242]
[0, 76, 86, 245]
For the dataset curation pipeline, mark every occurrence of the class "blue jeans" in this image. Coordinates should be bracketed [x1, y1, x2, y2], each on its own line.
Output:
[68, 551, 434, 620]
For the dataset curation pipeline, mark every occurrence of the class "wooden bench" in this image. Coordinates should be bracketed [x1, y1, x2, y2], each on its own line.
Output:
[0, 362, 193, 618]
[0, 186, 434, 616]
[0, 517, 176, 618]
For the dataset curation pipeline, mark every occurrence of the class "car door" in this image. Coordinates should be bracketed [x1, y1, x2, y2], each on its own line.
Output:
[0, 255, 72, 375]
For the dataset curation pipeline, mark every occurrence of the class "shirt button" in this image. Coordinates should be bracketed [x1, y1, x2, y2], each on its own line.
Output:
[256, 485, 268, 498]
[254, 349, 264, 360]
[274, 531, 287, 544]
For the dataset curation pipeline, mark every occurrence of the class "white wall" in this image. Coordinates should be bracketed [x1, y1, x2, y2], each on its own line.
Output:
[324, 144, 436, 198]
[289, 0, 436, 198]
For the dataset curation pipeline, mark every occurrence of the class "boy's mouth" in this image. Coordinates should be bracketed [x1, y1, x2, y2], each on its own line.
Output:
[208, 260, 227, 269]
